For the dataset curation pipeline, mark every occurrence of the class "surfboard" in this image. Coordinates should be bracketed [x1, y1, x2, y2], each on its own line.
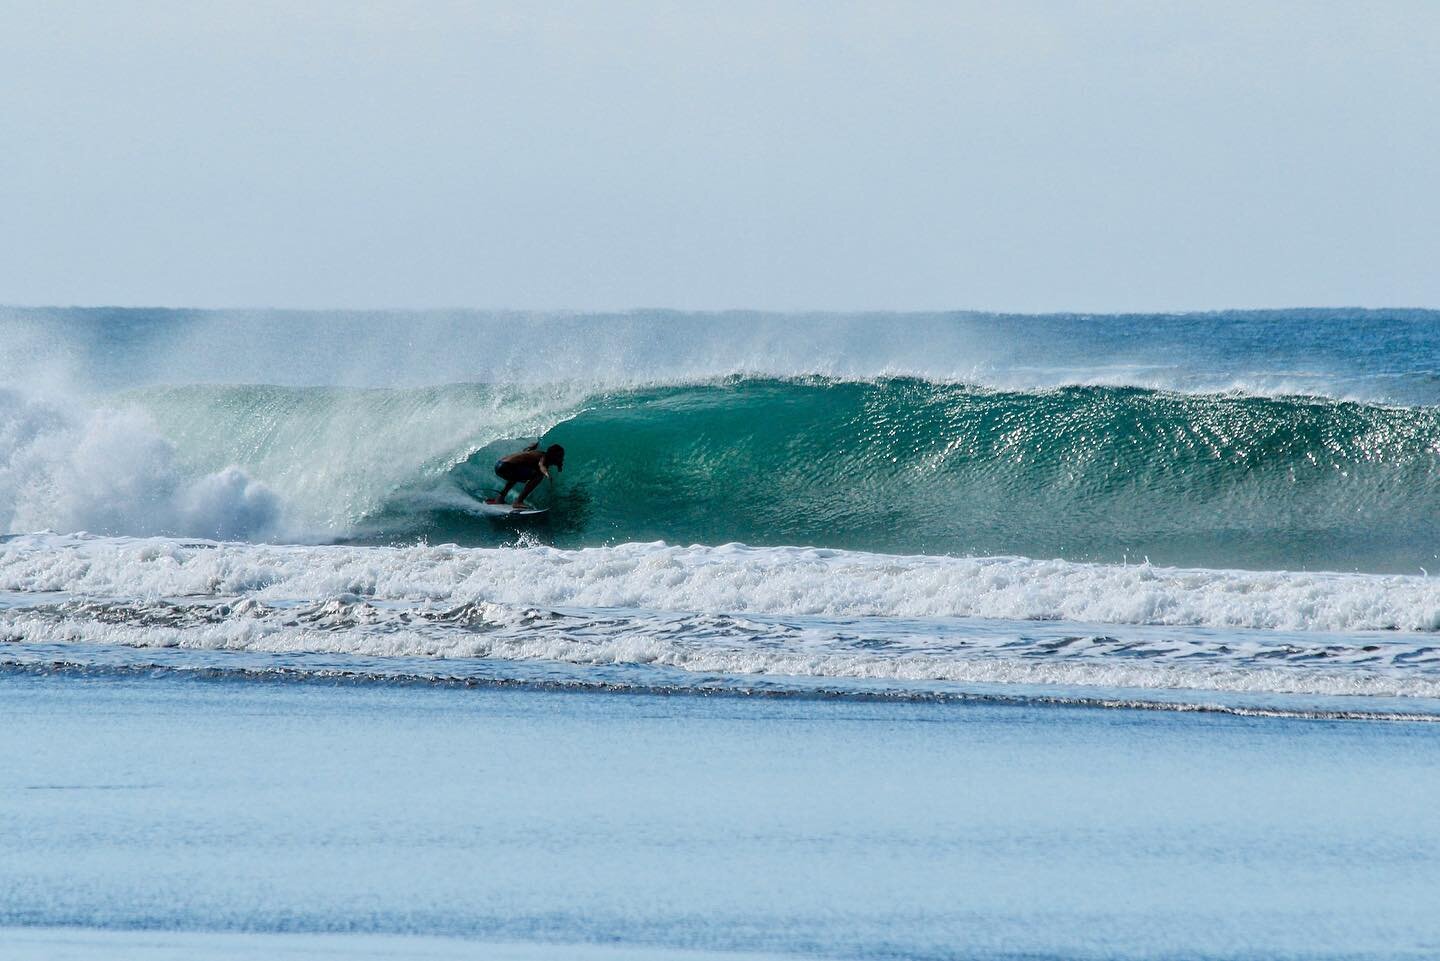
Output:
[471, 500, 548, 519]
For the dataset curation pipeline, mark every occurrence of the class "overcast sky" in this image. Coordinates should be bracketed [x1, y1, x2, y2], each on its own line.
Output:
[2, 1, 1436, 312]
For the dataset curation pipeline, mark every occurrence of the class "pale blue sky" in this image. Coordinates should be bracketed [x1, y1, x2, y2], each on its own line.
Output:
[2, 1, 1436, 311]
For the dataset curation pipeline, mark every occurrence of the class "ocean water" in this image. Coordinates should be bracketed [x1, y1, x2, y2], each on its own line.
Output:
[5, 308, 1440, 959]
[2, 307, 1439, 718]
[4, 675, 1439, 960]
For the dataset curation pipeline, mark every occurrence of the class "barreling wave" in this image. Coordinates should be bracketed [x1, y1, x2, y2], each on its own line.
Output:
[522, 378, 1440, 571]
[4, 377, 1426, 572]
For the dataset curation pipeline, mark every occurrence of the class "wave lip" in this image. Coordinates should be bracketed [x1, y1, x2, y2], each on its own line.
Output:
[9, 306, 1440, 403]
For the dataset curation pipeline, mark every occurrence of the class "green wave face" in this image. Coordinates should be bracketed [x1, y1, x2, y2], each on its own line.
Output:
[135, 378, 1440, 572]
[485, 379, 1440, 571]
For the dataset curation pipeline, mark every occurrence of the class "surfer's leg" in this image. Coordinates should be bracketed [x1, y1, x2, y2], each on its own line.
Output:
[490, 466, 518, 503]
[515, 476, 542, 507]
[489, 480, 516, 504]
[489, 460, 521, 503]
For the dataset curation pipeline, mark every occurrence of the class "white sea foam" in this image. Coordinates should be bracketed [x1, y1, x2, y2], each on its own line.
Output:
[3, 533, 1438, 634]
[0, 392, 282, 541]
[6, 534, 1440, 703]
[4, 591, 1440, 703]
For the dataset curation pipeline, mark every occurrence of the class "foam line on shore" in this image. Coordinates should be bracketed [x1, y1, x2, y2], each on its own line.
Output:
[5, 655, 1436, 723]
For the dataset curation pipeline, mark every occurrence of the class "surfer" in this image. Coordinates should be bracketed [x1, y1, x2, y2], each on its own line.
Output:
[487, 442, 565, 509]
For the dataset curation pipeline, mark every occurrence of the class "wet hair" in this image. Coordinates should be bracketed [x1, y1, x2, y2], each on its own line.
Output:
[545, 444, 565, 470]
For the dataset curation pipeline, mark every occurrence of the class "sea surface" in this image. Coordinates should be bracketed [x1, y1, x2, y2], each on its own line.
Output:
[2, 307, 1439, 718]
[4, 674, 1438, 960]
[3, 309, 1440, 959]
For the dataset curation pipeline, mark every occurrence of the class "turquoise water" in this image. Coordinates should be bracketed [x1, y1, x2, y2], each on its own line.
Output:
[124, 375, 1440, 569]
[7, 308, 1439, 570]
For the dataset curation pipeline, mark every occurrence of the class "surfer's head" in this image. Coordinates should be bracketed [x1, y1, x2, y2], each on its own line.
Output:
[545, 444, 565, 471]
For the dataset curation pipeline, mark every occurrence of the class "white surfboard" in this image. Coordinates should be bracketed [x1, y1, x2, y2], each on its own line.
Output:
[471, 500, 548, 519]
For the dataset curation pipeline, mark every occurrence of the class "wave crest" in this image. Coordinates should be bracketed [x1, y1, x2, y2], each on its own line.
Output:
[6, 377, 1439, 572]
[0, 391, 280, 540]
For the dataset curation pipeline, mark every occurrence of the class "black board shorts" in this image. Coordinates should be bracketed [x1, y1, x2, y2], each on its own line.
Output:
[495, 459, 538, 483]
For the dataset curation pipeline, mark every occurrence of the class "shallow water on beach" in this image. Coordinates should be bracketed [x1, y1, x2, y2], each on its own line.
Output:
[3, 673, 1439, 960]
